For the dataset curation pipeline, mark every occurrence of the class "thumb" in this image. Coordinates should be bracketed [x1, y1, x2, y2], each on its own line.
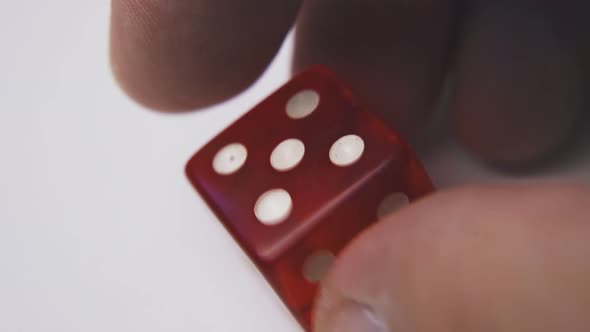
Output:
[313, 184, 590, 332]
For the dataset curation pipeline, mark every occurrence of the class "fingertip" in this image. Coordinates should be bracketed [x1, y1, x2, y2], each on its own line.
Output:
[109, 41, 259, 113]
[109, 0, 301, 111]
[313, 184, 590, 331]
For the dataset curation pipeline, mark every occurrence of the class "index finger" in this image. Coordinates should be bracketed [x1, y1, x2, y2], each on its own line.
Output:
[110, 0, 302, 111]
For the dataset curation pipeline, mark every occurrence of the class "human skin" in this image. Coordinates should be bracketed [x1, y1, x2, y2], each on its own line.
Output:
[109, 1, 590, 331]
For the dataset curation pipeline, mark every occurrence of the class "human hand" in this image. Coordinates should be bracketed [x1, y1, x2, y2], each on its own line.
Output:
[109, 1, 590, 331]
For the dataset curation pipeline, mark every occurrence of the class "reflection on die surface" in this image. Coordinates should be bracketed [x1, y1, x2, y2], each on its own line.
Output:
[185, 65, 434, 330]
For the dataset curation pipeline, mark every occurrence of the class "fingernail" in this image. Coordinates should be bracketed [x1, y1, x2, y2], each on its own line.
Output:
[329, 304, 388, 332]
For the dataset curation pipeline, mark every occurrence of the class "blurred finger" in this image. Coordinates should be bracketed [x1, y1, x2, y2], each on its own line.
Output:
[110, 0, 301, 111]
[292, 0, 459, 138]
[450, 2, 586, 165]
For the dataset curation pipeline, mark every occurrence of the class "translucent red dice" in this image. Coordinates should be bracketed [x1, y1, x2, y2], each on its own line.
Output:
[185, 66, 434, 330]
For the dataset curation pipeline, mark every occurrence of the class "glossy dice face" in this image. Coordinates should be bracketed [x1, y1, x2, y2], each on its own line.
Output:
[185, 66, 434, 330]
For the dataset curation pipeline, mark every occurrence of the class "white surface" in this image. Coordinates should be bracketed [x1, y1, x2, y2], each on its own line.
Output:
[329, 134, 366, 167]
[285, 89, 320, 119]
[0, 2, 589, 332]
[213, 143, 248, 175]
[254, 189, 293, 226]
[270, 139, 305, 172]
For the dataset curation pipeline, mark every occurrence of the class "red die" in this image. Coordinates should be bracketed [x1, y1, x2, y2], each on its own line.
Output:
[185, 66, 433, 330]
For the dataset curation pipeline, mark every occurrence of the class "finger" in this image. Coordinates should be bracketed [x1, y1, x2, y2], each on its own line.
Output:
[450, 2, 586, 165]
[292, 0, 458, 138]
[110, 0, 301, 111]
[314, 184, 590, 331]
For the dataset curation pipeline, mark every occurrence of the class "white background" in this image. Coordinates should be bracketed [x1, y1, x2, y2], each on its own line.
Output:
[1, 2, 589, 332]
